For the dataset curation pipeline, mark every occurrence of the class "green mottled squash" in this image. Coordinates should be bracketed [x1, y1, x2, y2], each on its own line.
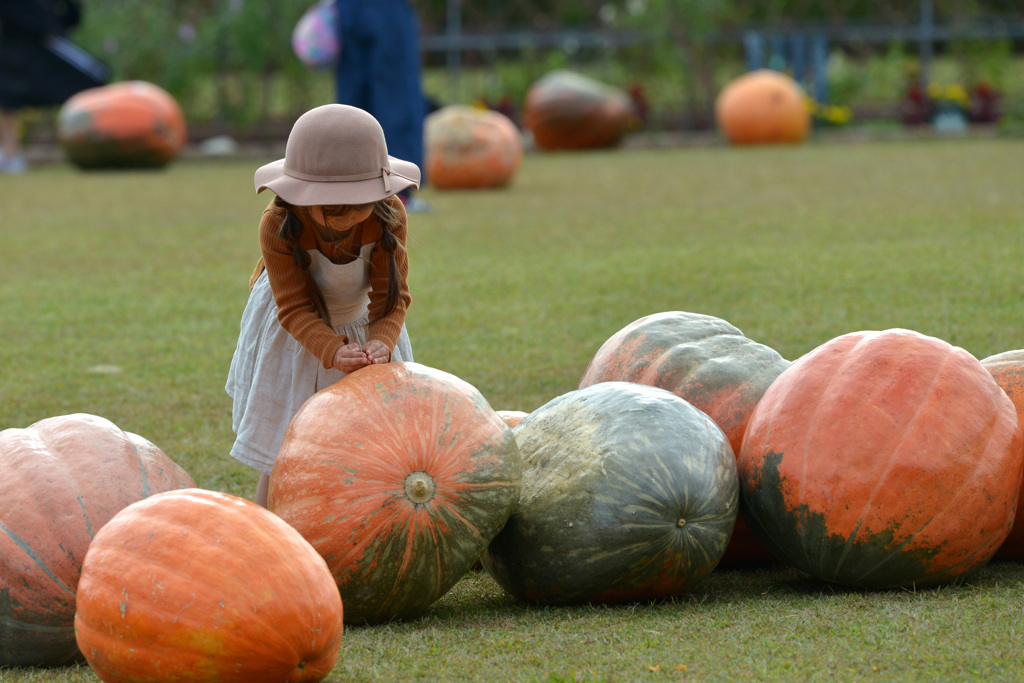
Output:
[269, 362, 522, 624]
[740, 329, 1023, 588]
[483, 381, 738, 605]
[579, 311, 790, 567]
[0, 414, 194, 666]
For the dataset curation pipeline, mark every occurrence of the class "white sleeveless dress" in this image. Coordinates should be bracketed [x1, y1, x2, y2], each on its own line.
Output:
[225, 243, 413, 475]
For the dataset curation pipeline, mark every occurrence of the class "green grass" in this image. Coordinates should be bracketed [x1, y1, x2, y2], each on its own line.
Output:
[3, 134, 1024, 681]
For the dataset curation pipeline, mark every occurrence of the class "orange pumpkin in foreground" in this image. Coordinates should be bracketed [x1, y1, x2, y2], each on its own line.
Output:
[425, 105, 523, 189]
[269, 361, 522, 624]
[715, 69, 811, 145]
[739, 329, 1023, 589]
[75, 489, 343, 683]
[58, 80, 187, 169]
[0, 414, 194, 666]
[980, 349, 1024, 561]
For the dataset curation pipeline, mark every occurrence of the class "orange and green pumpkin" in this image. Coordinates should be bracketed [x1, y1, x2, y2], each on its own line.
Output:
[715, 69, 811, 145]
[57, 80, 187, 169]
[523, 69, 637, 151]
[74, 489, 343, 683]
[980, 349, 1024, 561]
[269, 361, 522, 624]
[425, 105, 523, 189]
[483, 382, 738, 605]
[0, 414, 194, 666]
[579, 311, 790, 566]
[739, 329, 1023, 589]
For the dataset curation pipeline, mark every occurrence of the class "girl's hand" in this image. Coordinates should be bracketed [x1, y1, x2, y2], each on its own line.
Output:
[333, 343, 370, 373]
[363, 340, 391, 364]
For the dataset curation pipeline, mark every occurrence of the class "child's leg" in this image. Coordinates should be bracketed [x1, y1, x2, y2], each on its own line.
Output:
[255, 472, 270, 508]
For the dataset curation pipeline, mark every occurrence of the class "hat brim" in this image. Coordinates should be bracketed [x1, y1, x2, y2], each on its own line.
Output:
[254, 155, 420, 205]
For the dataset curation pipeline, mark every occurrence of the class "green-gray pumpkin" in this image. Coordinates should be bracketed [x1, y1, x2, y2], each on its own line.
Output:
[482, 381, 738, 605]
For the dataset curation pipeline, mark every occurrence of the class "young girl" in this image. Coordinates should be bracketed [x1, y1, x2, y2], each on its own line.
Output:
[226, 104, 420, 506]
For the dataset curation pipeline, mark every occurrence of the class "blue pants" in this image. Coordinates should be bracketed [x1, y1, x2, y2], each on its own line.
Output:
[335, 0, 426, 184]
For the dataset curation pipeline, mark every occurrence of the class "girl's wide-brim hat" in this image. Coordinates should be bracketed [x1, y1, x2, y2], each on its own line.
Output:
[254, 104, 420, 206]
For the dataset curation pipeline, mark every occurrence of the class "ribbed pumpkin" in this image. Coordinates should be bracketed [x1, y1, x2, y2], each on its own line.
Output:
[269, 361, 522, 624]
[980, 349, 1024, 561]
[483, 382, 738, 605]
[75, 489, 343, 683]
[425, 105, 523, 189]
[579, 311, 790, 567]
[739, 329, 1024, 589]
[523, 69, 637, 150]
[0, 413, 194, 667]
[58, 80, 187, 169]
[715, 69, 811, 145]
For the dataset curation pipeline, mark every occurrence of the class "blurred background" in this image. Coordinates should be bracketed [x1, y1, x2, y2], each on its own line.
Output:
[15, 0, 1024, 151]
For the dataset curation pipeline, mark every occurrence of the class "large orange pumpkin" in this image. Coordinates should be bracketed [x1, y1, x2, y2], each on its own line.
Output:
[57, 80, 188, 169]
[578, 311, 790, 567]
[425, 105, 523, 189]
[524, 69, 636, 150]
[715, 69, 811, 145]
[75, 489, 343, 683]
[980, 349, 1024, 561]
[269, 361, 522, 624]
[739, 329, 1023, 589]
[0, 414, 194, 666]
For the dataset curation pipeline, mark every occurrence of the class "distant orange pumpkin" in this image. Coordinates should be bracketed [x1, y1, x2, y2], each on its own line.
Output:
[715, 70, 811, 145]
[58, 80, 187, 169]
[425, 105, 523, 189]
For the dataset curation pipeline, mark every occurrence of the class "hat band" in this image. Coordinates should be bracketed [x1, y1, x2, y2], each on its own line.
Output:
[284, 165, 392, 192]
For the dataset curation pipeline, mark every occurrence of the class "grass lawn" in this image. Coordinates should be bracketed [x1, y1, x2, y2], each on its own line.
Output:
[2, 132, 1024, 681]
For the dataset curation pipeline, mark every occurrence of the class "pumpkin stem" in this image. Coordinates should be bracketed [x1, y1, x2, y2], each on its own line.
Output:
[404, 472, 436, 504]
[677, 519, 687, 528]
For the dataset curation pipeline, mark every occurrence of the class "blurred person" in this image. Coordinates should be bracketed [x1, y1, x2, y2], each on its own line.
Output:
[334, 0, 429, 212]
[0, 0, 106, 173]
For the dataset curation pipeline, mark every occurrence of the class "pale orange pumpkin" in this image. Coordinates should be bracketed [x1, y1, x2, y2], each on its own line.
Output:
[0, 414, 194, 666]
[75, 489, 344, 683]
[425, 105, 523, 189]
[715, 69, 811, 145]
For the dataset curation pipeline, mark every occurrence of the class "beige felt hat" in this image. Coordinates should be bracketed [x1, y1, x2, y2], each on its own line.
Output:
[254, 104, 420, 206]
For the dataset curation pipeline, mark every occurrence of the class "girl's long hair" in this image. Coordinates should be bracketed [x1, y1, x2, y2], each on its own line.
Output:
[275, 195, 404, 327]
